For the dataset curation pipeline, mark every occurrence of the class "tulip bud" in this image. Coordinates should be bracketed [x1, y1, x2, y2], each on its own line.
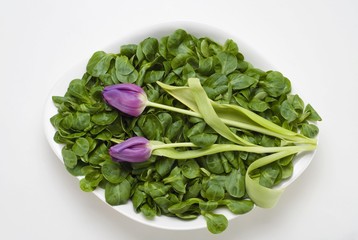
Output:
[103, 83, 147, 117]
[109, 136, 151, 163]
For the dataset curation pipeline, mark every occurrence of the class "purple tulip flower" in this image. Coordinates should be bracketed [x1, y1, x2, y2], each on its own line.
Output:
[109, 136, 152, 163]
[103, 83, 147, 117]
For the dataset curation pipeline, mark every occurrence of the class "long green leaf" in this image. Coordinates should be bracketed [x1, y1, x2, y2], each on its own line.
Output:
[188, 78, 254, 146]
[157, 79, 316, 144]
[244, 147, 315, 208]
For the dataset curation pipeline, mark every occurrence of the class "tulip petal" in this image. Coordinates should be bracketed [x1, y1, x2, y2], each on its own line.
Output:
[109, 136, 151, 163]
[103, 83, 147, 117]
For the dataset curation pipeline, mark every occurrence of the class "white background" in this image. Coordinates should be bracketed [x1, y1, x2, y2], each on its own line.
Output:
[1, 0, 358, 239]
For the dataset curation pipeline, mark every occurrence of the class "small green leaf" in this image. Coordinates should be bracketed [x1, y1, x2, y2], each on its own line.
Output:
[120, 44, 137, 58]
[157, 112, 172, 134]
[223, 39, 239, 55]
[300, 123, 319, 138]
[79, 178, 95, 192]
[140, 204, 157, 219]
[86, 51, 114, 77]
[115, 55, 135, 76]
[259, 163, 282, 188]
[261, 71, 291, 97]
[167, 29, 187, 55]
[101, 161, 128, 184]
[220, 199, 254, 214]
[249, 98, 269, 112]
[105, 180, 131, 205]
[184, 179, 202, 200]
[203, 212, 228, 234]
[205, 183, 225, 201]
[204, 154, 225, 174]
[84, 170, 103, 188]
[67, 79, 91, 103]
[186, 121, 206, 138]
[287, 94, 304, 112]
[71, 112, 92, 131]
[198, 57, 214, 75]
[144, 182, 171, 198]
[189, 133, 218, 148]
[65, 161, 87, 176]
[91, 111, 118, 125]
[88, 143, 111, 165]
[138, 114, 163, 140]
[155, 158, 175, 177]
[163, 167, 187, 194]
[72, 137, 90, 157]
[230, 73, 258, 90]
[62, 148, 77, 168]
[141, 37, 159, 61]
[132, 188, 146, 210]
[144, 70, 165, 83]
[280, 100, 299, 122]
[305, 104, 322, 121]
[179, 160, 201, 179]
[199, 201, 218, 211]
[168, 198, 200, 214]
[216, 52, 238, 75]
[166, 120, 183, 141]
[225, 170, 245, 198]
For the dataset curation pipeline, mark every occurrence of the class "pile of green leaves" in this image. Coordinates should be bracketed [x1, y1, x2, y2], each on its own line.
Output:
[50, 29, 321, 234]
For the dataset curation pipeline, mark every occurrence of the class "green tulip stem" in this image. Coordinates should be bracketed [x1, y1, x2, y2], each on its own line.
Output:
[150, 141, 315, 160]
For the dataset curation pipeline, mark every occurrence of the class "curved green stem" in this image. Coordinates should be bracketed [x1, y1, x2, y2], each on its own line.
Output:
[146, 101, 201, 118]
[151, 141, 196, 150]
[151, 141, 315, 160]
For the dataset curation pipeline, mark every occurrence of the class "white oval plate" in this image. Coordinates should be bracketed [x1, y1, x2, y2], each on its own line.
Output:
[43, 21, 317, 231]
